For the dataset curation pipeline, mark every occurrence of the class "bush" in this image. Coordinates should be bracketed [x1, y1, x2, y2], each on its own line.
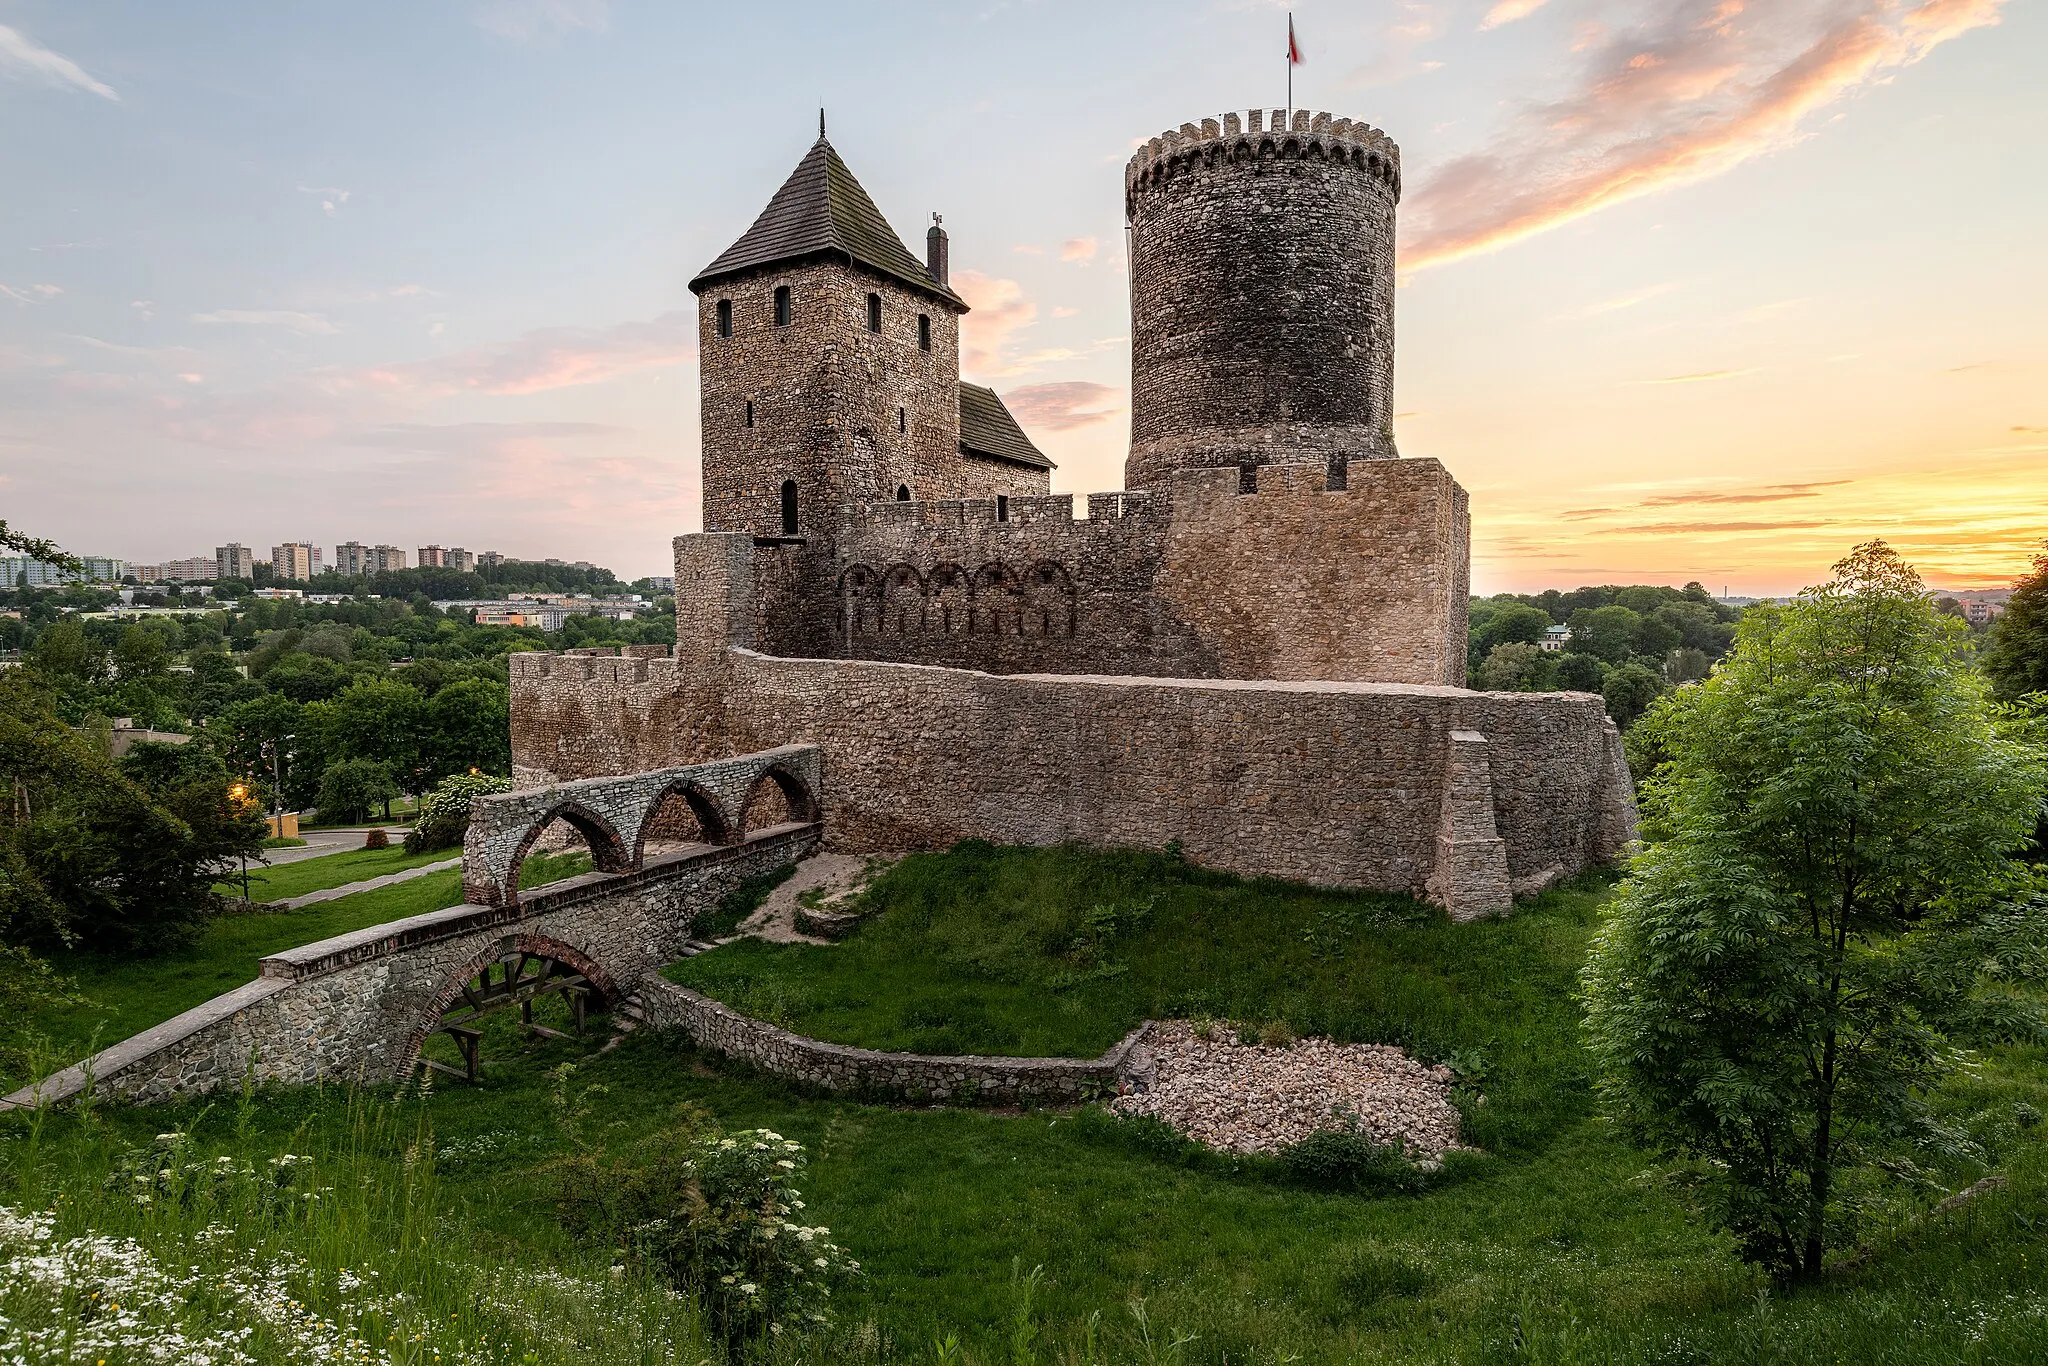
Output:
[315, 758, 397, 825]
[404, 770, 513, 853]
[1279, 1130, 1430, 1195]
[1601, 661, 1666, 729]
[362, 828, 388, 850]
[555, 1116, 859, 1357]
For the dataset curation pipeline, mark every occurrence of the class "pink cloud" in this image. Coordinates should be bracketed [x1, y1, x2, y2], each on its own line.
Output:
[1002, 381, 1124, 433]
[1403, 0, 2008, 271]
[1480, 0, 1552, 31]
[1059, 237, 1098, 263]
[359, 310, 696, 396]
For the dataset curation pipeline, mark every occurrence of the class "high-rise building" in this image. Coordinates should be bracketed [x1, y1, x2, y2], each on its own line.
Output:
[476, 550, 505, 569]
[0, 556, 124, 586]
[214, 543, 254, 580]
[271, 542, 322, 581]
[137, 556, 216, 582]
[333, 542, 371, 576]
[447, 547, 477, 573]
[371, 544, 407, 573]
[417, 545, 447, 568]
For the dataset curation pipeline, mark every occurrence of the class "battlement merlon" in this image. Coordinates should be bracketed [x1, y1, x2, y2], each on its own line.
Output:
[1125, 110, 1403, 202]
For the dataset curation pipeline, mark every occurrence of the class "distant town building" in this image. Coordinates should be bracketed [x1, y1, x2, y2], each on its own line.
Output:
[0, 556, 124, 587]
[645, 576, 676, 592]
[1963, 599, 2006, 626]
[477, 550, 505, 568]
[447, 547, 477, 573]
[137, 557, 217, 582]
[333, 541, 373, 576]
[418, 545, 448, 568]
[214, 543, 255, 580]
[371, 544, 407, 573]
[271, 542, 322, 581]
[1538, 624, 1572, 653]
[251, 587, 305, 601]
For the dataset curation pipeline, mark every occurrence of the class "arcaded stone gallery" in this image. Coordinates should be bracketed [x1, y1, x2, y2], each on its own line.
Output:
[512, 109, 1637, 918]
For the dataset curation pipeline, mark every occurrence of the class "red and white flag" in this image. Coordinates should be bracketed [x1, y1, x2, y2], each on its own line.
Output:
[1288, 14, 1304, 65]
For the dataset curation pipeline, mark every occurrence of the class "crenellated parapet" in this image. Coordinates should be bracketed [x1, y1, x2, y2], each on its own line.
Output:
[1124, 109, 1402, 209]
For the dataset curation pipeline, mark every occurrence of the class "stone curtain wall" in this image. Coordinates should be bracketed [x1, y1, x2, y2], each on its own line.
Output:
[7, 828, 820, 1109]
[715, 458, 1468, 686]
[1125, 111, 1403, 489]
[718, 653, 1633, 899]
[463, 744, 822, 906]
[640, 980, 1152, 1103]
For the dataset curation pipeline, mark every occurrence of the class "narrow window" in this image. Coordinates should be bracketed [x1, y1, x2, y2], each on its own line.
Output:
[897, 406, 906, 433]
[918, 314, 931, 351]
[715, 298, 732, 337]
[1238, 462, 1258, 494]
[1326, 453, 1348, 491]
[780, 480, 798, 535]
[896, 484, 910, 502]
[996, 494, 1009, 522]
[774, 286, 791, 327]
[745, 399, 754, 428]
[866, 293, 882, 333]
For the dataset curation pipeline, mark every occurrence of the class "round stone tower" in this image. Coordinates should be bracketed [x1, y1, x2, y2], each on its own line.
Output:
[1123, 109, 1402, 492]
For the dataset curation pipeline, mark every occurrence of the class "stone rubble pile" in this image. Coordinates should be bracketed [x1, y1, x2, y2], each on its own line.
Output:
[1111, 1021, 1462, 1158]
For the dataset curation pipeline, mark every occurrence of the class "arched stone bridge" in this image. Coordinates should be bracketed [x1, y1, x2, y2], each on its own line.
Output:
[4, 746, 824, 1109]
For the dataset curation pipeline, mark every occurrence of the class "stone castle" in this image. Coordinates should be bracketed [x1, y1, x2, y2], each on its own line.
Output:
[511, 108, 1637, 917]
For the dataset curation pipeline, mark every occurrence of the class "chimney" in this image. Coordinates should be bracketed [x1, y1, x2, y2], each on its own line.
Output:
[926, 214, 949, 287]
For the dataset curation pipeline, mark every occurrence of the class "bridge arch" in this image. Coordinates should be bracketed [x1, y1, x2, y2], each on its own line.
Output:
[501, 801, 632, 909]
[401, 933, 624, 1081]
[633, 780, 735, 863]
[738, 764, 820, 836]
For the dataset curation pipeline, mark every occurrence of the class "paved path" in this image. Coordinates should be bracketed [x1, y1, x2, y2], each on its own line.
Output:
[271, 857, 460, 910]
[261, 828, 414, 865]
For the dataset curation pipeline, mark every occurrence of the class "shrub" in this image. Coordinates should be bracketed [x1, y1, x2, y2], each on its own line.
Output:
[1279, 1130, 1430, 1195]
[362, 828, 388, 850]
[1258, 1019, 1297, 1048]
[404, 770, 513, 853]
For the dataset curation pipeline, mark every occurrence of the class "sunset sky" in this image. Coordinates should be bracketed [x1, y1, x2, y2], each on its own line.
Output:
[2, 0, 2041, 594]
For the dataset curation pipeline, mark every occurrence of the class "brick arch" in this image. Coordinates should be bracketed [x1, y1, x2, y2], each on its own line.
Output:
[632, 780, 734, 864]
[398, 932, 624, 1077]
[501, 800, 631, 909]
[929, 561, 969, 635]
[737, 764, 820, 835]
[881, 564, 926, 635]
[1023, 560, 1077, 639]
[970, 562, 1022, 635]
[838, 564, 882, 637]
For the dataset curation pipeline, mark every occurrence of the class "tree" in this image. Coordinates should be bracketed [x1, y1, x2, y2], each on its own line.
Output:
[316, 758, 399, 825]
[1553, 652, 1608, 692]
[423, 676, 511, 781]
[1567, 605, 1643, 664]
[1581, 541, 2048, 1281]
[1478, 641, 1548, 692]
[321, 678, 428, 791]
[1983, 542, 2048, 702]
[1601, 661, 1665, 728]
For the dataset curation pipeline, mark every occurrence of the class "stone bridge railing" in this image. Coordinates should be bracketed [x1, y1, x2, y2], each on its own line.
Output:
[462, 745, 821, 907]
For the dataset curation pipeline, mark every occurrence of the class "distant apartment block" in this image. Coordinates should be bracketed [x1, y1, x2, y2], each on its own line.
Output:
[477, 550, 505, 568]
[333, 542, 372, 576]
[447, 547, 477, 573]
[1963, 599, 2007, 626]
[136, 557, 217, 582]
[214, 543, 255, 580]
[0, 556, 125, 586]
[372, 544, 407, 573]
[418, 545, 447, 568]
[271, 542, 322, 581]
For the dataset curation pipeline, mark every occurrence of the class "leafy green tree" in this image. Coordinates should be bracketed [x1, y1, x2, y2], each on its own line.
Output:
[1553, 652, 1609, 692]
[1476, 603, 1552, 655]
[405, 770, 513, 852]
[1601, 661, 1665, 728]
[1983, 543, 2048, 701]
[1663, 647, 1712, 684]
[1478, 642, 1549, 692]
[1582, 542, 2048, 1281]
[1568, 605, 1643, 664]
[322, 679, 429, 791]
[316, 758, 400, 825]
[423, 676, 511, 781]
[0, 675, 265, 954]
[264, 653, 354, 703]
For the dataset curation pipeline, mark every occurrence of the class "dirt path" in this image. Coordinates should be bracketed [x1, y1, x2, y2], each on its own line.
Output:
[737, 852, 899, 943]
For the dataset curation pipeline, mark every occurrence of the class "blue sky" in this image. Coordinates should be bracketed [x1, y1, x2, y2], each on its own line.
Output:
[2, 0, 2042, 591]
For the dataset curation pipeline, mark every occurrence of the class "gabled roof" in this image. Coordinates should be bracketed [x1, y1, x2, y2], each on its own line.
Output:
[958, 382, 1054, 470]
[690, 136, 966, 309]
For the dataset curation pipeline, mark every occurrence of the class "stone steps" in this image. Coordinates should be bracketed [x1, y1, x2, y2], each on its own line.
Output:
[601, 993, 647, 1053]
[674, 938, 721, 958]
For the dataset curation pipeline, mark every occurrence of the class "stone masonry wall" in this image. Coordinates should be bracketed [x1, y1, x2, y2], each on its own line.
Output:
[640, 979, 1152, 1104]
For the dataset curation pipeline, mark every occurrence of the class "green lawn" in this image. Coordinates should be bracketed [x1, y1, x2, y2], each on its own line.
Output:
[216, 842, 458, 904]
[22, 850, 591, 1086]
[8, 843, 2045, 1363]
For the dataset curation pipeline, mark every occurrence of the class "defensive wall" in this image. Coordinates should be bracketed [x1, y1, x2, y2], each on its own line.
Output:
[509, 561, 1635, 911]
[6, 749, 823, 1109]
[734, 457, 1469, 687]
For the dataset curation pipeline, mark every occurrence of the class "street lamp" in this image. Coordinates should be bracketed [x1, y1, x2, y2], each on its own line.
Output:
[229, 782, 253, 902]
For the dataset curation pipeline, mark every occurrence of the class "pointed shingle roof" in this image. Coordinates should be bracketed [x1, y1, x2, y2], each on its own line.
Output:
[690, 136, 966, 309]
[958, 382, 1054, 470]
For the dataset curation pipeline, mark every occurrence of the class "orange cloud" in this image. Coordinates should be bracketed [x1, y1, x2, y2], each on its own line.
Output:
[1404, 0, 2008, 271]
[1641, 368, 1760, 384]
[1480, 0, 1552, 31]
[359, 310, 695, 396]
[1059, 237, 1098, 263]
[1002, 381, 1123, 433]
